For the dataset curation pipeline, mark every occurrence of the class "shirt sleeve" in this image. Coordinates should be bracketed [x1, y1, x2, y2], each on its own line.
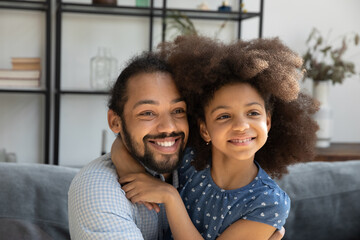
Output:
[243, 188, 291, 230]
[68, 170, 145, 240]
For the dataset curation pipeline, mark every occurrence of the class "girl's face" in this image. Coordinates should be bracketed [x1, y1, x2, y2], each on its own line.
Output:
[200, 82, 271, 162]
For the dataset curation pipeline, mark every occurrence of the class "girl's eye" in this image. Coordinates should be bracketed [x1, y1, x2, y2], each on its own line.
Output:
[216, 115, 230, 120]
[248, 111, 260, 116]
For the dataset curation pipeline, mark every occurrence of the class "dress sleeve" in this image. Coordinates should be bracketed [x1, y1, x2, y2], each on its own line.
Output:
[68, 170, 145, 240]
[243, 188, 291, 230]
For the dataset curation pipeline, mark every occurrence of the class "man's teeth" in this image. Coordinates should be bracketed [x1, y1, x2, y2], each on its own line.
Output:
[232, 138, 252, 143]
[155, 141, 176, 147]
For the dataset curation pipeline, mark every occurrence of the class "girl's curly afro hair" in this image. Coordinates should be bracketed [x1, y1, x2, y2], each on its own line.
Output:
[159, 35, 319, 178]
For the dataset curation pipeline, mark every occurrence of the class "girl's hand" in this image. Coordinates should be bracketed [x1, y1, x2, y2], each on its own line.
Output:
[119, 173, 177, 210]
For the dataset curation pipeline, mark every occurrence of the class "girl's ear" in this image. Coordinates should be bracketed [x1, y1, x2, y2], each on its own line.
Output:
[108, 109, 122, 134]
[266, 112, 271, 132]
[199, 120, 211, 143]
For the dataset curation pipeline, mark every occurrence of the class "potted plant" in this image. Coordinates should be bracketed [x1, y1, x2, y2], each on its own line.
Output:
[302, 28, 359, 147]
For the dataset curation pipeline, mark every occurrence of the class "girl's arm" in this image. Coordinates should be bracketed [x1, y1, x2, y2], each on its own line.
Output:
[119, 174, 282, 240]
[119, 173, 203, 240]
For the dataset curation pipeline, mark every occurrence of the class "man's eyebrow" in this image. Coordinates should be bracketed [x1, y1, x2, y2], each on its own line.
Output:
[172, 97, 186, 104]
[133, 100, 159, 109]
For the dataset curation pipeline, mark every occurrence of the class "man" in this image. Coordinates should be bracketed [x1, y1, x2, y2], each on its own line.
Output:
[68, 52, 284, 239]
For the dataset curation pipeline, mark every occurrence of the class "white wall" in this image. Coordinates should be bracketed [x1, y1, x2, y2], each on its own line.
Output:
[0, 0, 359, 165]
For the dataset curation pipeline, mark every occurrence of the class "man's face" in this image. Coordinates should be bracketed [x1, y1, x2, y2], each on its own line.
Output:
[119, 72, 189, 174]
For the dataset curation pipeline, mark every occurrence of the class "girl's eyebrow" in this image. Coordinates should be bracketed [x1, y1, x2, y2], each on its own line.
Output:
[210, 102, 264, 114]
[210, 105, 230, 114]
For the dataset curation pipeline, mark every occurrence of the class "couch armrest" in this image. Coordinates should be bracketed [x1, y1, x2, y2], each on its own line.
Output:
[0, 162, 79, 240]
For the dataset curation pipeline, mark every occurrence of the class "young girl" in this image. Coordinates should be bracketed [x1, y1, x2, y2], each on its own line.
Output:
[115, 36, 318, 239]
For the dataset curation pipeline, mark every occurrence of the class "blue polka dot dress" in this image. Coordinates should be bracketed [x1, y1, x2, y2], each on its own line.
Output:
[168, 148, 290, 239]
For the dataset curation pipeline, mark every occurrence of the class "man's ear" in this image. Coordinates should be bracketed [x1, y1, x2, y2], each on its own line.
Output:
[199, 120, 211, 143]
[108, 109, 122, 134]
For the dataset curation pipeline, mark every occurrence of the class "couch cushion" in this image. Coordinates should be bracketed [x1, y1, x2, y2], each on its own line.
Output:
[277, 160, 360, 240]
[0, 162, 79, 240]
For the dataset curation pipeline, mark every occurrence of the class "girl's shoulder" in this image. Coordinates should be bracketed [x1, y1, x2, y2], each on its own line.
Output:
[241, 164, 291, 229]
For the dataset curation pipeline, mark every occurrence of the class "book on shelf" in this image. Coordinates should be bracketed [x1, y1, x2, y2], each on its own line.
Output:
[11, 57, 41, 70]
[0, 79, 40, 87]
[0, 69, 41, 80]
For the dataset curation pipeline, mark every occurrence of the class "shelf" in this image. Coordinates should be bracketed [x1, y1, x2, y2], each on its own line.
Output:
[0, 0, 47, 11]
[59, 90, 109, 95]
[58, 2, 259, 21]
[0, 88, 47, 94]
[315, 143, 360, 162]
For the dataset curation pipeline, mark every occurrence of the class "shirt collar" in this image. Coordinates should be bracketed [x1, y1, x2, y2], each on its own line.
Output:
[142, 164, 179, 189]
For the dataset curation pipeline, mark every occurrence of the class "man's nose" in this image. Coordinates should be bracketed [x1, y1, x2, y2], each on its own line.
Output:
[157, 114, 177, 133]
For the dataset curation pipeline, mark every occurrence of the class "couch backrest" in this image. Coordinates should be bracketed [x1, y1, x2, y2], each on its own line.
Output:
[277, 160, 360, 240]
[0, 162, 79, 240]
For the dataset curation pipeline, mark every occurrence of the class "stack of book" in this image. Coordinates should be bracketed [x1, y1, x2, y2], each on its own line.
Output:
[0, 57, 41, 88]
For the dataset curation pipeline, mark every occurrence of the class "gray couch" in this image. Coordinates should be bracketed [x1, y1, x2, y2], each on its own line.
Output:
[1, 160, 359, 240]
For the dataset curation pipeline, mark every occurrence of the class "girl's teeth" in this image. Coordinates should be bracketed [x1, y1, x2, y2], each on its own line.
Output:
[155, 141, 175, 147]
[233, 138, 252, 143]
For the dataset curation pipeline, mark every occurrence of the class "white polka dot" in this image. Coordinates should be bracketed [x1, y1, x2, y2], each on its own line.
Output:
[275, 213, 279, 217]
[197, 207, 201, 211]
[187, 205, 190, 209]
[202, 192, 206, 195]
[227, 205, 231, 210]
[191, 188, 195, 192]
[213, 216, 217, 220]
[261, 202, 266, 206]
[234, 197, 238, 200]
[264, 192, 268, 195]
[274, 201, 279, 205]
[249, 189, 253, 193]
[205, 225, 208, 229]
[252, 196, 256, 200]
[278, 220, 282, 223]
[199, 182, 203, 186]
[207, 184, 211, 187]
[243, 216, 247, 220]
[206, 213, 210, 217]
[201, 175, 206, 178]
[196, 220, 200, 224]
[273, 224, 278, 227]
[221, 214, 225, 219]
[207, 234, 211, 238]
[229, 211, 232, 215]
[214, 226, 217, 230]
[260, 212, 265, 217]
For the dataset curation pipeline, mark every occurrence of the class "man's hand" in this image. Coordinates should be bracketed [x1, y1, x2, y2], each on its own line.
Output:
[269, 227, 285, 240]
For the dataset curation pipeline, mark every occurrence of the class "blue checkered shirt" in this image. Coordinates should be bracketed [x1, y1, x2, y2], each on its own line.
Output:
[68, 153, 176, 240]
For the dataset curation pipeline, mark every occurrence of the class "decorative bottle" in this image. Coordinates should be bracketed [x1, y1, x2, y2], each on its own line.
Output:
[90, 47, 110, 90]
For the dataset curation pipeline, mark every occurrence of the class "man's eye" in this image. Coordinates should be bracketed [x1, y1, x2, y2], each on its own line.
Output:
[173, 108, 186, 114]
[139, 111, 155, 116]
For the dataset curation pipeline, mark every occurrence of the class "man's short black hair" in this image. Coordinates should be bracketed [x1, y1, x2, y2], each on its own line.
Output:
[108, 52, 172, 117]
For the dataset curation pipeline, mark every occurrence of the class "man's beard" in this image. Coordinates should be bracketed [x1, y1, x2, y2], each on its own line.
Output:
[120, 119, 185, 174]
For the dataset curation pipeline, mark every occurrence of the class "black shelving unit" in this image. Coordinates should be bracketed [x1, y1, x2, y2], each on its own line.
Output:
[53, 0, 264, 165]
[0, 0, 51, 164]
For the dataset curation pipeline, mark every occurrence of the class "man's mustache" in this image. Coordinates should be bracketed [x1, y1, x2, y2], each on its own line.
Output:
[143, 132, 185, 141]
